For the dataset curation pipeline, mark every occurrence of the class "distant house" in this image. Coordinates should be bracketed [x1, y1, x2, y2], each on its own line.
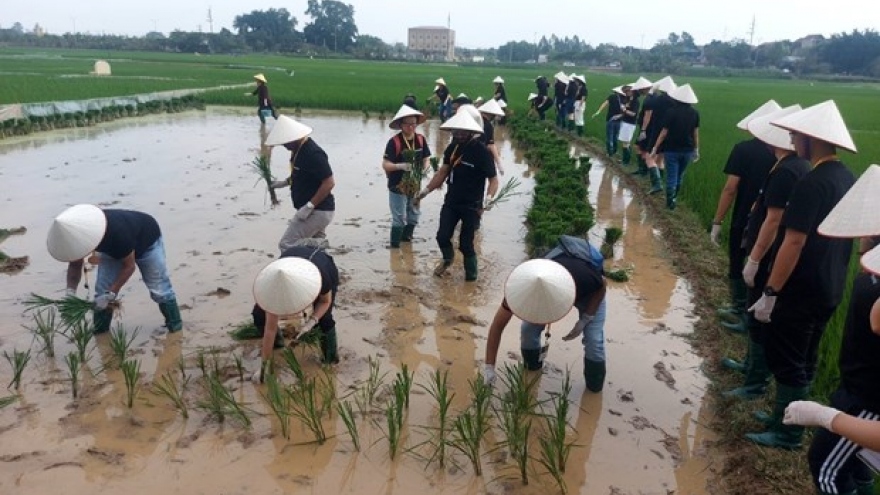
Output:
[796, 34, 825, 50]
[408, 26, 455, 62]
[472, 56, 485, 63]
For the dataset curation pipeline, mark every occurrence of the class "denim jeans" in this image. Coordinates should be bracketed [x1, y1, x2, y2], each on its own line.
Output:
[439, 101, 452, 122]
[520, 298, 607, 362]
[95, 237, 176, 304]
[258, 108, 273, 124]
[605, 120, 621, 155]
[388, 190, 420, 228]
[663, 150, 695, 198]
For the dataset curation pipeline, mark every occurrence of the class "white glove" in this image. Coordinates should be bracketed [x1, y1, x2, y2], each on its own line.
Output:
[784, 401, 841, 431]
[271, 180, 288, 189]
[482, 364, 496, 386]
[710, 224, 722, 246]
[483, 196, 494, 211]
[742, 257, 760, 288]
[65, 287, 76, 297]
[562, 313, 594, 341]
[417, 188, 430, 200]
[748, 293, 777, 323]
[692, 149, 701, 163]
[395, 162, 412, 172]
[94, 291, 116, 310]
[294, 202, 314, 221]
[591, 111, 600, 119]
[250, 365, 265, 384]
[638, 131, 647, 141]
[294, 317, 319, 342]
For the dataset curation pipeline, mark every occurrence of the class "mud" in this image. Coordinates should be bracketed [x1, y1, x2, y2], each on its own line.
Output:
[0, 108, 715, 494]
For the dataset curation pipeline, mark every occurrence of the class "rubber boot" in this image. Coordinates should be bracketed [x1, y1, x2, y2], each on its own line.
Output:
[320, 326, 339, 364]
[622, 148, 632, 165]
[665, 186, 677, 210]
[631, 155, 648, 175]
[722, 339, 770, 400]
[717, 278, 748, 321]
[401, 224, 415, 242]
[389, 226, 403, 248]
[745, 382, 809, 449]
[521, 348, 543, 371]
[464, 255, 479, 282]
[93, 308, 113, 335]
[567, 120, 575, 132]
[433, 246, 454, 277]
[721, 356, 748, 374]
[158, 298, 183, 333]
[576, 125, 584, 136]
[584, 358, 607, 393]
[648, 168, 663, 195]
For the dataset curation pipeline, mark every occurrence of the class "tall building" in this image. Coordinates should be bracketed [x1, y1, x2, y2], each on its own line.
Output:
[408, 26, 455, 61]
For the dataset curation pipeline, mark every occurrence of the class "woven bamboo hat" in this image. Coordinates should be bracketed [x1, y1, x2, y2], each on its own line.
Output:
[253, 73, 267, 83]
[770, 100, 857, 153]
[747, 105, 802, 151]
[630, 76, 653, 91]
[651, 76, 676, 94]
[47, 204, 107, 262]
[435, 78, 447, 86]
[389, 105, 426, 130]
[818, 164, 880, 238]
[736, 100, 781, 130]
[504, 259, 576, 324]
[527, 93, 538, 101]
[554, 71, 570, 84]
[440, 108, 484, 134]
[478, 98, 505, 117]
[861, 244, 880, 276]
[669, 83, 698, 104]
[253, 257, 321, 315]
[493, 76, 505, 84]
[265, 115, 313, 146]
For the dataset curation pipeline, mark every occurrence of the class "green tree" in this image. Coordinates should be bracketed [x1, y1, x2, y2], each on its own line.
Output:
[233, 8, 299, 52]
[818, 29, 880, 75]
[303, 0, 358, 52]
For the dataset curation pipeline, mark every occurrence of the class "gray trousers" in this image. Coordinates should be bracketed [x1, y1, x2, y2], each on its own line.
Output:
[278, 209, 334, 253]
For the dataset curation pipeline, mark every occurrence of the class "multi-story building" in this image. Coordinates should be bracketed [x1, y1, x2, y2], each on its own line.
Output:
[408, 26, 455, 61]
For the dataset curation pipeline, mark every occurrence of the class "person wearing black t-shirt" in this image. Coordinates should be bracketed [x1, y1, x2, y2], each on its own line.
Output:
[553, 72, 569, 127]
[651, 84, 700, 210]
[432, 78, 452, 122]
[267, 116, 336, 253]
[48, 205, 183, 335]
[591, 87, 626, 156]
[249, 74, 277, 124]
[617, 86, 639, 164]
[746, 100, 858, 450]
[642, 77, 676, 193]
[417, 110, 498, 282]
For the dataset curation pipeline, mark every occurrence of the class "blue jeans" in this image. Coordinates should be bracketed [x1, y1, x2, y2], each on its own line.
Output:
[663, 151, 694, 207]
[389, 190, 420, 228]
[439, 101, 452, 122]
[605, 120, 621, 155]
[258, 108, 274, 124]
[520, 298, 607, 362]
[96, 237, 176, 304]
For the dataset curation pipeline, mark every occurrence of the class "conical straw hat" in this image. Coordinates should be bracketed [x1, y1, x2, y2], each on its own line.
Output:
[630, 76, 652, 91]
[651, 76, 676, 94]
[435, 78, 446, 86]
[736, 100, 781, 130]
[770, 100, 857, 153]
[493, 76, 505, 84]
[669, 83, 698, 104]
[265, 115, 313, 146]
[478, 98, 505, 117]
[389, 105, 426, 130]
[497, 99, 507, 109]
[612, 86, 625, 95]
[504, 259, 576, 324]
[47, 204, 107, 262]
[818, 164, 880, 238]
[573, 74, 586, 84]
[527, 93, 538, 101]
[253, 257, 322, 315]
[747, 105, 802, 151]
[253, 73, 267, 83]
[440, 109, 484, 134]
[861, 244, 880, 276]
[554, 71, 570, 84]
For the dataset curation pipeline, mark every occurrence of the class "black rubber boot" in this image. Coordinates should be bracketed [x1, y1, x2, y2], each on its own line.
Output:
[722, 339, 770, 400]
[648, 168, 663, 194]
[434, 246, 454, 276]
[665, 186, 677, 210]
[576, 125, 584, 136]
[584, 358, 607, 393]
[389, 226, 403, 248]
[521, 348, 543, 371]
[320, 326, 339, 364]
[631, 156, 648, 175]
[158, 298, 183, 333]
[464, 255, 478, 281]
[745, 382, 809, 449]
[401, 224, 416, 242]
[93, 309, 113, 335]
[622, 148, 632, 165]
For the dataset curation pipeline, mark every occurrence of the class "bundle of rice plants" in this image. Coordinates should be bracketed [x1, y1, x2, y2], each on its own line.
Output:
[247, 154, 280, 206]
[4, 348, 31, 390]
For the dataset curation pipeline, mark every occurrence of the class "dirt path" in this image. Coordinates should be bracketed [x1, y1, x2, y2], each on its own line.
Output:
[0, 108, 715, 494]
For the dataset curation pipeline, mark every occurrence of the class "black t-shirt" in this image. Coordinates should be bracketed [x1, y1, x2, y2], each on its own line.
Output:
[724, 138, 777, 230]
[536, 77, 549, 97]
[637, 94, 654, 128]
[576, 83, 588, 101]
[441, 138, 496, 207]
[253, 85, 272, 109]
[494, 85, 507, 103]
[551, 254, 604, 307]
[744, 154, 810, 253]
[777, 160, 855, 306]
[280, 245, 339, 296]
[646, 94, 673, 134]
[480, 118, 495, 146]
[604, 93, 624, 121]
[435, 86, 449, 102]
[659, 103, 699, 152]
[839, 273, 880, 409]
[288, 138, 335, 211]
[95, 209, 162, 260]
[382, 133, 431, 191]
[621, 97, 638, 125]
[554, 80, 567, 101]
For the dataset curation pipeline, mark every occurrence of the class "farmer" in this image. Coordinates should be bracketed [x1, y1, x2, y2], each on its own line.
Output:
[492, 76, 507, 104]
[744, 100, 857, 449]
[249, 73, 277, 125]
[476, 98, 506, 176]
[710, 100, 781, 336]
[617, 85, 639, 164]
[651, 83, 700, 210]
[267, 115, 336, 253]
[571, 74, 588, 136]
[553, 71, 570, 127]
[417, 108, 498, 282]
[720, 105, 809, 399]
[628, 76, 653, 175]
[564, 73, 579, 131]
[641, 76, 677, 193]
[591, 86, 626, 156]
[382, 105, 432, 248]
[431, 78, 452, 122]
[483, 235, 608, 392]
[251, 239, 340, 382]
[47, 204, 182, 334]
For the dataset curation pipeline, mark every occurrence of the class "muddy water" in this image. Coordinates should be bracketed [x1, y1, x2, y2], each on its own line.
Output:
[0, 108, 714, 495]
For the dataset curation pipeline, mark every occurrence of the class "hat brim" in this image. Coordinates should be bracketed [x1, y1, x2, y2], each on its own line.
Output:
[253, 258, 322, 316]
[861, 244, 880, 275]
[818, 164, 880, 238]
[46, 204, 107, 262]
[389, 105, 427, 130]
[265, 115, 313, 146]
[504, 259, 576, 324]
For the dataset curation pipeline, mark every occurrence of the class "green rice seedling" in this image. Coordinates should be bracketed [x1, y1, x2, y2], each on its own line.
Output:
[539, 371, 575, 475]
[336, 400, 360, 451]
[247, 154, 280, 206]
[384, 392, 405, 459]
[195, 350, 209, 377]
[177, 356, 187, 382]
[354, 356, 387, 415]
[418, 369, 455, 468]
[24, 293, 94, 328]
[606, 268, 630, 283]
[108, 324, 139, 368]
[4, 348, 31, 390]
[281, 348, 305, 382]
[197, 373, 252, 427]
[486, 176, 523, 210]
[65, 352, 81, 399]
[429, 156, 440, 172]
[151, 371, 189, 419]
[120, 359, 141, 408]
[263, 372, 292, 440]
[65, 318, 93, 364]
[537, 434, 567, 494]
[449, 376, 494, 476]
[318, 370, 336, 420]
[398, 150, 429, 198]
[495, 397, 532, 485]
[287, 376, 328, 444]
[392, 364, 414, 409]
[28, 307, 58, 358]
[497, 362, 540, 416]
[0, 395, 18, 409]
[228, 321, 261, 340]
[232, 352, 245, 382]
[601, 226, 623, 259]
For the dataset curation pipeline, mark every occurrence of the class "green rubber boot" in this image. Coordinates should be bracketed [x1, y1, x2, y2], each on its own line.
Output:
[666, 186, 677, 210]
[721, 356, 748, 374]
[648, 167, 663, 194]
[722, 339, 770, 400]
[745, 382, 809, 449]
[320, 326, 339, 364]
[622, 148, 632, 165]
[521, 348, 543, 371]
[464, 255, 479, 281]
[717, 278, 747, 320]
[159, 298, 183, 333]
[434, 246, 455, 276]
[584, 358, 607, 393]
[631, 155, 648, 175]
[93, 309, 113, 335]
[401, 224, 416, 242]
[389, 226, 403, 248]
[576, 125, 584, 136]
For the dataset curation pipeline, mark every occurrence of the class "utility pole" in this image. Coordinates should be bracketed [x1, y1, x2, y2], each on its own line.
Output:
[748, 15, 756, 45]
[207, 7, 214, 34]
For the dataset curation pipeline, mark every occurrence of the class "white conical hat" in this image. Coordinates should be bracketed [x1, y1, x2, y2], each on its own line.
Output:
[771, 100, 857, 153]
[497, 99, 507, 109]
[630, 76, 652, 91]
[573, 74, 586, 84]
[47, 204, 107, 262]
[612, 86, 625, 95]
[861, 244, 880, 276]
[253, 257, 321, 315]
[818, 164, 880, 238]
[527, 93, 538, 101]
[736, 100, 781, 130]
[435, 78, 446, 86]
[493, 76, 504, 84]
[651, 76, 676, 94]
[389, 104, 426, 130]
[440, 109, 484, 134]
[478, 98, 505, 117]
[747, 105, 802, 151]
[504, 259, 576, 324]
[474, 96, 484, 105]
[669, 83, 698, 104]
[265, 115, 313, 146]
[254, 73, 267, 83]
[554, 71, 570, 84]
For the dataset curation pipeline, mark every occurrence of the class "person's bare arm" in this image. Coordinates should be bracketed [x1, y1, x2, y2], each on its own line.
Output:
[108, 252, 137, 294]
[766, 229, 808, 290]
[485, 303, 514, 366]
[261, 312, 280, 361]
[749, 207, 784, 262]
[712, 176, 740, 225]
[831, 413, 880, 451]
[67, 260, 84, 291]
[486, 175, 499, 200]
[309, 176, 335, 206]
[651, 129, 669, 154]
[870, 296, 880, 335]
[310, 291, 333, 322]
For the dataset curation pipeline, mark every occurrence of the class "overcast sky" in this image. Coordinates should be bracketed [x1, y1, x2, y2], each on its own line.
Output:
[4, 0, 873, 49]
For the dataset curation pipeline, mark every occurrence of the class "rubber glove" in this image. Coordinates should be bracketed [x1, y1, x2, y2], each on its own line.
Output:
[294, 201, 315, 221]
[395, 162, 412, 172]
[638, 130, 647, 141]
[562, 313, 594, 341]
[483, 196, 495, 211]
[710, 224, 722, 246]
[742, 257, 760, 288]
[748, 293, 776, 323]
[95, 291, 116, 310]
[482, 363, 496, 386]
[693, 149, 701, 163]
[784, 401, 841, 431]
[294, 317, 319, 342]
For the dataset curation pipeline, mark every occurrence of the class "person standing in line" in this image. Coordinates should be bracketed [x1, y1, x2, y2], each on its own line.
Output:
[629, 76, 653, 176]
[249, 73, 277, 125]
[571, 74, 588, 136]
[745, 100, 858, 449]
[476, 99, 506, 176]
[267, 115, 336, 253]
[564, 72, 579, 132]
[642, 76, 677, 193]
[651, 83, 700, 210]
[417, 109, 498, 282]
[382, 105, 432, 248]
[48, 204, 183, 334]
[710, 100, 781, 337]
[591, 86, 626, 156]
[492, 76, 507, 104]
[553, 72, 570, 128]
[533, 75, 553, 121]
[432, 78, 452, 122]
[617, 85, 639, 165]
